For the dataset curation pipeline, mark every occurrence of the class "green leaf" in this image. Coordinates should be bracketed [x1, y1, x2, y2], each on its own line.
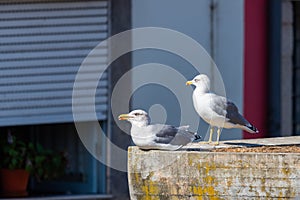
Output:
[11, 158, 17, 167]
[36, 143, 44, 153]
[35, 156, 46, 164]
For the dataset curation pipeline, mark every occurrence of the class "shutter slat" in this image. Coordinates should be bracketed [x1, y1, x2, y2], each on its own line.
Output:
[0, 73, 107, 85]
[0, 49, 107, 61]
[0, 79, 108, 93]
[0, 25, 108, 37]
[0, 0, 109, 126]
[0, 65, 107, 77]
[0, 1, 108, 11]
[0, 32, 108, 44]
[0, 16, 107, 28]
[0, 57, 107, 69]
[1, 96, 108, 110]
[0, 89, 108, 102]
[0, 104, 108, 118]
[0, 112, 106, 126]
[0, 8, 107, 19]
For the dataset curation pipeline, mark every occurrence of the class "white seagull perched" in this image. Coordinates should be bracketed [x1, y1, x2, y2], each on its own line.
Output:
[118, 109, 201, 150]
[186, 74, 258, 145]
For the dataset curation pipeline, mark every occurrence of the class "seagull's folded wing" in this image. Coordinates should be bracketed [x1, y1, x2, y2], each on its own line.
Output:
[211, 95, 251, 126]
[149, 124, 194, 145]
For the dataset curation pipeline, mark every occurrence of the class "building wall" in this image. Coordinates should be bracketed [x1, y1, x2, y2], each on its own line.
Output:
[131, 0, 244, 140]
[281, 0, 293, 136]
[108, 0, 132, 199]
[243, 0, 268, 138]
[293, 2, 300, 135]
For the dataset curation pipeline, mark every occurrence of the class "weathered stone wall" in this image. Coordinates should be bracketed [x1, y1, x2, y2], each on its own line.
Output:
[128, 147, 300, 199]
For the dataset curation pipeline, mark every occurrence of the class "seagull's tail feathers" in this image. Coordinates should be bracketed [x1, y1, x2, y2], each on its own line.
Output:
[194, 134, 202, 141]
[243, 123, 259, 134]
[187, 131, 201, 141]
[178, 125, 201, 140]
[178, 125, 190, 130]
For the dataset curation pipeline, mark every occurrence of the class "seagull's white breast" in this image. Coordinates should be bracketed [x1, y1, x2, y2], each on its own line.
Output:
[130, 125, 184, 150]
[192, 91, 227, 128]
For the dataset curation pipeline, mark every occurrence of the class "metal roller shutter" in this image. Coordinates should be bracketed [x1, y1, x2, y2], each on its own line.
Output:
[0, 0, 109, 126]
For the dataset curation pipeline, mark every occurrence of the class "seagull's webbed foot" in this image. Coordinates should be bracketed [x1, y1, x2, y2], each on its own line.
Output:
[197, 127, 215, 144]
[212, 141, 219, 146]
[212, 128, 221, 146]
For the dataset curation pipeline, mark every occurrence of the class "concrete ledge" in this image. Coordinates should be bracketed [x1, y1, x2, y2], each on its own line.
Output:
[128, 137, 300, 199]
[181, 136, 300, 151]
[8, 194, 113, 200]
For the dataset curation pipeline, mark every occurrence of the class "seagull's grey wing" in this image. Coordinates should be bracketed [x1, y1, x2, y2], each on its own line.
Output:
[151, 124, 195, 145]
[212, 95, 250, 126]
[151, 124, 178, 144]
[209, 95, 227, 116]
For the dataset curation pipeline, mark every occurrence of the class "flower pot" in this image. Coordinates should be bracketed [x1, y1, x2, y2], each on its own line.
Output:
[0, 169, 29, 197]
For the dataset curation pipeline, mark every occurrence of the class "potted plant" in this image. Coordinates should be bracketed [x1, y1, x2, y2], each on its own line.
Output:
[0, 131, 67, 197]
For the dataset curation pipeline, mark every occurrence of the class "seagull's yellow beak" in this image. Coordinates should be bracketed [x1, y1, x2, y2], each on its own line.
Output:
[118, 114, 132, 120]
[186, 80, 193, 86]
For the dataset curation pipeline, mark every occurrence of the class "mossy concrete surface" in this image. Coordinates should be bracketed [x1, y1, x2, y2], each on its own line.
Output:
[128, 138, 300, 200]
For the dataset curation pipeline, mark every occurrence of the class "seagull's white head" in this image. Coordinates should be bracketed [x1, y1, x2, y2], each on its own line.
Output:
[186, 74, 210, 93]
[118, 109, 150, 127]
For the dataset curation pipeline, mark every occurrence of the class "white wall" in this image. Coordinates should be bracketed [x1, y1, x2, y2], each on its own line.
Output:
[131, 0, 244, 140]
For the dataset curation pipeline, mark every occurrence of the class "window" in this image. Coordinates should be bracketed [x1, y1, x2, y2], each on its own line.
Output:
[0, 0, 110, 196]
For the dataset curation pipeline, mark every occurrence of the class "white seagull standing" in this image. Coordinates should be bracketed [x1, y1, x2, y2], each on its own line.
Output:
[118, 109, 201, 150]
[186, 74, 258, 145]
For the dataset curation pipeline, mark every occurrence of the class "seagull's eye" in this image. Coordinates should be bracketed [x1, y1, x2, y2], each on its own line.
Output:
[134, 113, 140, 116]
[194, 79, 199, 82]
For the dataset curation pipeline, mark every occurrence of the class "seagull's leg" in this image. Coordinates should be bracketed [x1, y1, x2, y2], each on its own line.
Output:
[208, 127, 214, 144]
[199, 127, 214, 144]
[213, 127, 221, 145]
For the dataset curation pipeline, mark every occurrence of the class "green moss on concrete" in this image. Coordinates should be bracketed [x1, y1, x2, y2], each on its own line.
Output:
[128, 147, 300, 199]
[131, 171, 162, 200]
